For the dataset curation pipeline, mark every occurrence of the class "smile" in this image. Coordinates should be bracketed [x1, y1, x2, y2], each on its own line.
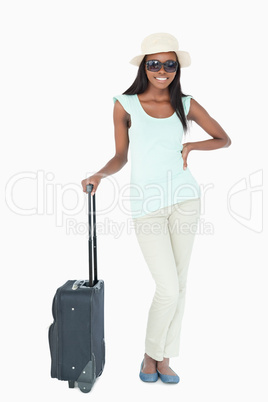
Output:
[155, 77, 168, 81]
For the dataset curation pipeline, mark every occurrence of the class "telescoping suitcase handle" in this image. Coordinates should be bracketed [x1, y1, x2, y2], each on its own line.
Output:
[86, 184, 98, 287]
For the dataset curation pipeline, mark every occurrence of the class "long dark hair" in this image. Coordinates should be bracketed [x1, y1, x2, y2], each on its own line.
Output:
[123, 54, 190, 131]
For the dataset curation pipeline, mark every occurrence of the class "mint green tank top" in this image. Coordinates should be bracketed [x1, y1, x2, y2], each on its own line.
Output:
[113, 94, 200, 218]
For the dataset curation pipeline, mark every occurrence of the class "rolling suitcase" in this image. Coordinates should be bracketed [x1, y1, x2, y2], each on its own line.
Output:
[48, 184, 105, 393]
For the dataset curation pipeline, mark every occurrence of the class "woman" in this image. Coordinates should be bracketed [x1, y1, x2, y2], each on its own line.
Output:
[81, 32, 231, 384]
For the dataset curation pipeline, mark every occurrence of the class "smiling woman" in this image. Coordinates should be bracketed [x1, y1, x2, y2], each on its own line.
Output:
[123, 49, 189, 128]
[81, 32, 231, 385]
[137, 53, 179, 119]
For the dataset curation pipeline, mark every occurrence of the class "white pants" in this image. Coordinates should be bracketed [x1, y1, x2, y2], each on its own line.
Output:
[133, 198, 201, 361]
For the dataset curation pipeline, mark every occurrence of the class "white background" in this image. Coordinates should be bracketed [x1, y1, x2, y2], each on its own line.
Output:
[1, 0, 267, 400]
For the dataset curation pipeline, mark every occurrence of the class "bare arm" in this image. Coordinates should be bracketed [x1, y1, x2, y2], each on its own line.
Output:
[181, 98, 231, 169]
[81, 100, 130, 194]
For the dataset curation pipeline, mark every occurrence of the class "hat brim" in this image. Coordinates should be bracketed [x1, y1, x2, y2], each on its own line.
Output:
[129, 50, 191, 68]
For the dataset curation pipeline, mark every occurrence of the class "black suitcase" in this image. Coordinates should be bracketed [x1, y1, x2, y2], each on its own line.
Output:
[48, 184, 105, 393]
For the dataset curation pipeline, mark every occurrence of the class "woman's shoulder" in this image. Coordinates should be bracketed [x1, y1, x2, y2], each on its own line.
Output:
[182, 94, 194, 115]
[113, 94, 137, 114]
[182, 94, 193, 102]
[113, 94, 136, 102]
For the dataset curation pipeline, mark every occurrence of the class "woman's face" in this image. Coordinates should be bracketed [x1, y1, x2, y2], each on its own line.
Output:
[145, 51, 178, 90]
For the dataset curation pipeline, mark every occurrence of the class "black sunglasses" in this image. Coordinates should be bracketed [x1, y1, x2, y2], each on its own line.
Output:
[146, 59, 178, 73]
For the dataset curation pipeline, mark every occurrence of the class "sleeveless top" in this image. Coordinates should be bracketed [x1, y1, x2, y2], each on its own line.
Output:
[113, 94, 200, 218]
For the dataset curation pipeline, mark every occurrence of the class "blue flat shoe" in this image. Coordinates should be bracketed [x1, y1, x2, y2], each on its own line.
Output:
[157, 368, 180, 384]
[139, 360, 158, 383]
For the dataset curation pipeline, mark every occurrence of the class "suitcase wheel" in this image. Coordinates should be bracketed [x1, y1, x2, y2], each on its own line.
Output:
[68, 381, 75, 388]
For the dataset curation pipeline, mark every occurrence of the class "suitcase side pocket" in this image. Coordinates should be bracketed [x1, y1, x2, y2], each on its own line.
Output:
[48, 292, 59, 378]
[48, 321, 58, 378]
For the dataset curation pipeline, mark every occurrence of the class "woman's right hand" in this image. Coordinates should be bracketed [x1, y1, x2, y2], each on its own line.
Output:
[81, 174, 102, 195]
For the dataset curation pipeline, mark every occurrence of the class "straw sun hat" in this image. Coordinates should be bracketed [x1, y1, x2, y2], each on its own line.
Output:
[130, 32, 191, 68]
